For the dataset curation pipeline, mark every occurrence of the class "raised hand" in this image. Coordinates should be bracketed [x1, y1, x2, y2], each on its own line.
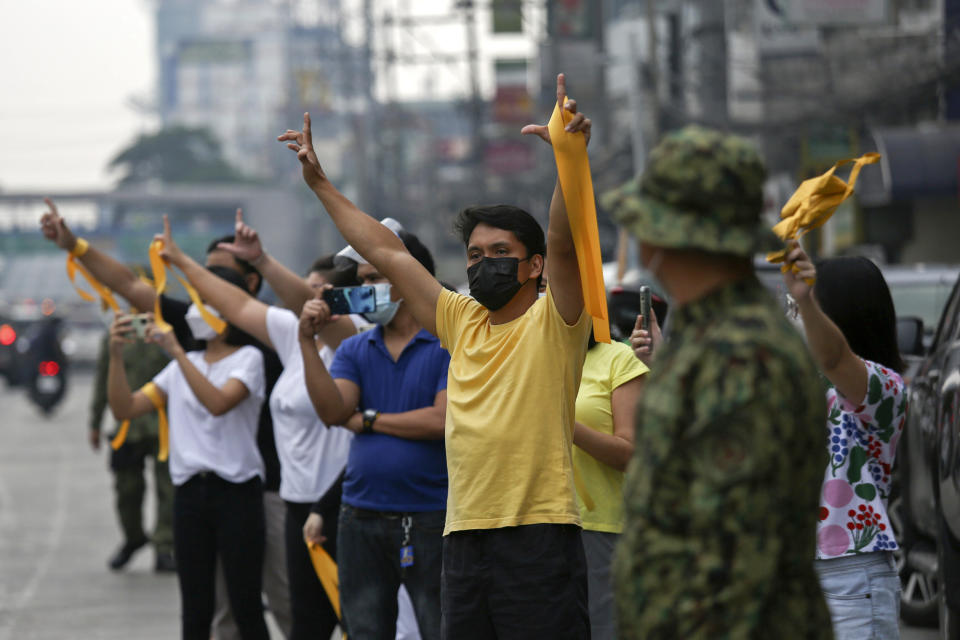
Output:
[216, 209, 264, 264]
[521, 73, 592, 146]
[109, 315, 135, 356]
[153, 214, 187, 266]
[299, 295, 334, 341]
[278, 113, 328, 192]
[782, 239, 817, 303]
[630, 310, 663, 366]
[145, 323, 184, 359]
[39, 197, 78, 251]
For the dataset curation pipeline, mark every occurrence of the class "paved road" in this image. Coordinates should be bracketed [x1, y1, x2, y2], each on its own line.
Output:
[0, 371, 941, 639]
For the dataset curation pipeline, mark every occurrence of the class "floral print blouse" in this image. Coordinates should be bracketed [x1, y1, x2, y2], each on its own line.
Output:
[816, 359, 907, 559]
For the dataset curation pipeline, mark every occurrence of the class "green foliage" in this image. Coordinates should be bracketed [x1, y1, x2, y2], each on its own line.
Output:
[109, 126, 251, 185]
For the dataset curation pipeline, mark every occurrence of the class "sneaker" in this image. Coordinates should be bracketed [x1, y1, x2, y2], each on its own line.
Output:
[154, 551, 177, 573]
[107, 538, 148, 571]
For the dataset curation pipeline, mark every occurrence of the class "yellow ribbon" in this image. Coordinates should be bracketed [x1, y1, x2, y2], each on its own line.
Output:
[547, 99, 610, 343]
[111, 381, 169, 461]
[766, 153, 881, 280]
[65, 239, 120, 313]
[149, 240, 227, 336]
[307, 542, 344, 623]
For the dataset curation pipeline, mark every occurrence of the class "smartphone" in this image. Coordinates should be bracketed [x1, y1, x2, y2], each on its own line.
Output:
[130, 313, 151, 339]
[322, 285, 376, 315]
[639, 285, 651, 332]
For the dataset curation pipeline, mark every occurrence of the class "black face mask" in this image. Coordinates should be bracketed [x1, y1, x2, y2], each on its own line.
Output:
[467, 256, 531, 311]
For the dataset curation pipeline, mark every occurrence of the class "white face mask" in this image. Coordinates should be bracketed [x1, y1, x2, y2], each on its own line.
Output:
[185, 303, 223, 341]
[362, 282, 402, 326]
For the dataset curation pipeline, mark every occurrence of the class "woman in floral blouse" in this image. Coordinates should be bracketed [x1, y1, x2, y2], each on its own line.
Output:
[783, 240, 906, 640]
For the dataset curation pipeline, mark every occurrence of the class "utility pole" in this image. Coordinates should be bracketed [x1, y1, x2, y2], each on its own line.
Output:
[459, 0, 485, 176]
[645, 0, 661, 141]
[690, 0, 728, 127]
[361, 0, 382, 216]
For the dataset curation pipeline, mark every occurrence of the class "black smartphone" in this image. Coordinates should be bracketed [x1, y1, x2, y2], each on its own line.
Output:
[639, 285, 651, 332]
[322, 285, 376, 315]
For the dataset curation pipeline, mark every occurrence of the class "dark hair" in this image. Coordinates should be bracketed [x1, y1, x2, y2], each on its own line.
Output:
[398, 231, 436, 276]
[205, 265, 259, 348]
[307, 254, 359, 287]
[814, 257, 905, 374]
[206, 235, 262, 294]
[454, 205, 546, 258]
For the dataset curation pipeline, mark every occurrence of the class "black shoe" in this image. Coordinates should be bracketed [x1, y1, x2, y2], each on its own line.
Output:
[154, 551, 176, 573]
[108, 538, 148, 571]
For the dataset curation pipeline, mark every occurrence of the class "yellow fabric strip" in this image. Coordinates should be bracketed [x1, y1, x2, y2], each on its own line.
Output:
[66, 254, 120, 313]
[766, 153, 881, 281]
[71, 237, 90, 257]
[110, 382, 168, 461]
[148, 240, 227, 336]
[547, 99, 611, 343]
[307, 542, 343, 621]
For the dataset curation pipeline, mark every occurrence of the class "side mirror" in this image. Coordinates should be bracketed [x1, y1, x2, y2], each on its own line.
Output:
[897, 316, 925, 357]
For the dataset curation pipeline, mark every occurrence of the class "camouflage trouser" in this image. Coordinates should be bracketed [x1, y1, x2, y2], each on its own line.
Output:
[109, 436, 174, 554]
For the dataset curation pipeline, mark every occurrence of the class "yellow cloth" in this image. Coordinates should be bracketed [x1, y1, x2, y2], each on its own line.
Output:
[766, 153, 881, 273]
[573, 342, 648, 533]
[111, 381, 169, 461]
[435, 286, 591, 535]
[148, 240, 227, 336]
[547, 98, 610, 343]
[307, 542, 342, 621]
[65, 239, 120, 313]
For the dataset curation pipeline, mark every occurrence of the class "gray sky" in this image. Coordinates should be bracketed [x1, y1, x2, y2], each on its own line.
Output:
[0, 0, 155, 191]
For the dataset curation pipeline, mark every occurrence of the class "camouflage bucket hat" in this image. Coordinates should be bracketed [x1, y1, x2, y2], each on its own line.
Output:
[603, 125, 781, 257]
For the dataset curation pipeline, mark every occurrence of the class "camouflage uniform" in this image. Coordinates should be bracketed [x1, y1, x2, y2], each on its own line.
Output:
[605, 127, 833, 639]
[91, 333, 174, 554]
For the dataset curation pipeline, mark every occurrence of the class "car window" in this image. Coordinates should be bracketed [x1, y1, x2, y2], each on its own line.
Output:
[932, 276, 960, 349]
[888, 282, 957, 331]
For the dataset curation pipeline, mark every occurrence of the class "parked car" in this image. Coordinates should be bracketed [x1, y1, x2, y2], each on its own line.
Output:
[897, 271, 960, 635]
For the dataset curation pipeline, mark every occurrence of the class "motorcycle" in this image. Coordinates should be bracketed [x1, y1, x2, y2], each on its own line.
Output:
[20, 317, 68, 415]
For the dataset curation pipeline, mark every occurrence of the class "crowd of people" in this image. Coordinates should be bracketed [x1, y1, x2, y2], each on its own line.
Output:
[40, 74, 906, 640]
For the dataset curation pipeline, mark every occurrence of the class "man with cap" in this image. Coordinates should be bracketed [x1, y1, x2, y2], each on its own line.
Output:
[605, 126, 832, 639]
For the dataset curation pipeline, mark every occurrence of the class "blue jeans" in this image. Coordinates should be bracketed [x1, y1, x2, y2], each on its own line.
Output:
[338, 505, 444, 640]
[814, 552, 900, 640]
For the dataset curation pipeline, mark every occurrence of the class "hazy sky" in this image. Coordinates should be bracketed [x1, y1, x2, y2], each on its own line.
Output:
[0, 0, 155, 191]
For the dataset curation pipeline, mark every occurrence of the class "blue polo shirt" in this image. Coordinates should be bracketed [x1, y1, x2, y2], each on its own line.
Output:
[329, 326, 450, 512]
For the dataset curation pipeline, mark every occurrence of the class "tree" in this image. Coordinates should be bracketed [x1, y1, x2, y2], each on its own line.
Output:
[109, 126, 251, 185]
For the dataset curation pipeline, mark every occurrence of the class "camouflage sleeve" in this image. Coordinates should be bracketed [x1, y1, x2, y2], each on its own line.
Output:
[616, 349, 794, 639]
[89, 333, 110, 431]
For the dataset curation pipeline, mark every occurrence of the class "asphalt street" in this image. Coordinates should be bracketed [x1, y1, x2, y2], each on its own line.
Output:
[0, 371, 941, 639]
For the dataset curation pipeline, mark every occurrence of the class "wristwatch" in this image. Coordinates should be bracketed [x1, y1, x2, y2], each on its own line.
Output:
[362, 408, 380, 434]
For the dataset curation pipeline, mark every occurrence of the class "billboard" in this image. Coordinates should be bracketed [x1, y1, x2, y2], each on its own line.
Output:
[765, 0, 891, 25]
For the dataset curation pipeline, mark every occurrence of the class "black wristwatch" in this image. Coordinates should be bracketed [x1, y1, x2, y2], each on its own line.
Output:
[362, 408, 380, 434]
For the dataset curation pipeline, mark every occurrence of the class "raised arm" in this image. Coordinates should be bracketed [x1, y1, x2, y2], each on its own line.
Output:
[783, 240, 868, 402]
[520, 74, 588, 325]
[156, 215, 273, 349]
[278, 115, 442, 335]
[107, 317, 162, 421]
[40, 198, 157, 312]
[297, 299, 360, 425]
[214, 209, 315, 314]
[147, 324, 251, 417]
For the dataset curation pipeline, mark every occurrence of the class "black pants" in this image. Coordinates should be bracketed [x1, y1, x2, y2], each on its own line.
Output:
[285, 499, 341, 640]
[441, 524, 590, 640]
[173, 473, 268, 640]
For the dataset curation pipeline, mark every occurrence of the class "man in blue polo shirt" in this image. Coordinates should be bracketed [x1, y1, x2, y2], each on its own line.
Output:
[299, 229, 448, 640]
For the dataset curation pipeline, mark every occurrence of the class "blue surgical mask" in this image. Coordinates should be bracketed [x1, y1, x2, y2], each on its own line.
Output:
[362, 283, 402, 326]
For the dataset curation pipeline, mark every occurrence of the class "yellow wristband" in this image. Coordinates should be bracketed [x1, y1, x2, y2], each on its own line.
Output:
[71, 237, 89, 258]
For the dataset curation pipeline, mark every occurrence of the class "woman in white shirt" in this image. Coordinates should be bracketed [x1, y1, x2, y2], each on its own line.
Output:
[107, 265, 269, 640]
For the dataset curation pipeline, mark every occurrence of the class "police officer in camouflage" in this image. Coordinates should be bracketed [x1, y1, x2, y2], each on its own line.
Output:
[91, 330, 175, 572]
[604, 126, 832, 639]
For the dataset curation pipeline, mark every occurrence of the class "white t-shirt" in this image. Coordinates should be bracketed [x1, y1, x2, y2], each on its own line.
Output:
[152, 345, 266, 487]
[266, 306, 353, 503]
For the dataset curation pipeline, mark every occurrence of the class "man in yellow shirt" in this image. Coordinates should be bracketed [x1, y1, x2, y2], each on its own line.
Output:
[278, 73, 592, 638]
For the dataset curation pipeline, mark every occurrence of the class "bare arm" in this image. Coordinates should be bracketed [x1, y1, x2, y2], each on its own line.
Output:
[279, 115, 442, 335]
[343, 390, 446, 440]
[148, 325, 251, 417]
[156, 215, 273, 349]
[573, 374, 644, 472]
[40, 198, 157, 311]
[298, 300, 360, 425]
[783, 241, 868, 402]
[107, 317, 162, 421]
[520, 74, 589, 325]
